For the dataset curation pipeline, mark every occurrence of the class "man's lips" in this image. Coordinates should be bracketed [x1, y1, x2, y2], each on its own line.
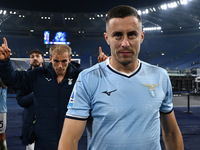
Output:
[57, 69, 64, 71]
[33, 60, 39, 63]
[118, 51, 133, 56]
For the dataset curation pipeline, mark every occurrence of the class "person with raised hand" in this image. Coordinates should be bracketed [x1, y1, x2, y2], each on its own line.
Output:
[0, 38, 82, 150]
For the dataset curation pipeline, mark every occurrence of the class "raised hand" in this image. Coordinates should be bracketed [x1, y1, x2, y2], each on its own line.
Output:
[97, 47, 108, 63]
[0, 37, 11, 60]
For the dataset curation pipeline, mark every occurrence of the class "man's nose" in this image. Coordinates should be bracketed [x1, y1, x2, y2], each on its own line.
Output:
[33, 56, 38, 59]
[121, 37, 130, 48]
[58, 62, 63, 67]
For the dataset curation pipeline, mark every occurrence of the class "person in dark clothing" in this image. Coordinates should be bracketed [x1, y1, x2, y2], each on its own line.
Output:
[0, 38, 82, 150]
[16, 49, 44, 150]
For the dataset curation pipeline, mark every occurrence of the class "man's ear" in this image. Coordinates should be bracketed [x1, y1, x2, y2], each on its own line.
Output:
[140, 31, 145, 44]
[49, 55, 52, 62]
[104, 32, 110, 45]
[69, 57, 71, 63]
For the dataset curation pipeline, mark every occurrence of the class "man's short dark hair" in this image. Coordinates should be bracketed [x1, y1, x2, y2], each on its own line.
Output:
[29, 49, 44, 57]
[106, 5, 142, 27]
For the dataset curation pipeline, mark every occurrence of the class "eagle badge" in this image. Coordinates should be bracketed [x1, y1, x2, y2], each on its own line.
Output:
[142, 84, 158, 98]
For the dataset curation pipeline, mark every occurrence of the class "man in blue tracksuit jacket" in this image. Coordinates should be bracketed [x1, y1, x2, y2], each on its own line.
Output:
[0, 38, 82, 150]
[16, 49, 44, 150]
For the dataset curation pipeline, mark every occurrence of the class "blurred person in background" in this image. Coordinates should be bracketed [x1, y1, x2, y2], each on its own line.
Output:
[16, 49, 44, 150]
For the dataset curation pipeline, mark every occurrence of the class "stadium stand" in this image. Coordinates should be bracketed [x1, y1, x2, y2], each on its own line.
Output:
[8, 33, 200, 70]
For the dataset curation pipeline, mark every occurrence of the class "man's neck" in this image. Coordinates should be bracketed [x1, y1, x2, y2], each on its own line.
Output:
[109, 58, 139, 74]
[31, 64, 42, 69]
[57, 76, 63, 84]
[57, 74, 66, 84]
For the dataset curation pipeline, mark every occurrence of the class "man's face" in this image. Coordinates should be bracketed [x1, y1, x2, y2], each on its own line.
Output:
[30, 52, 43, 68]
[104, 16, 144, 66]
[50, 52, 71, 76]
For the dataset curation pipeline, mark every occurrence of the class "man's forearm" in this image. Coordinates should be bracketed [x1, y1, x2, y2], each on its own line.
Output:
[58, 139, 78, 150]
[0, 59, 31, 91]
[163, 132, 184, 150]
[0, 59, 14, 86]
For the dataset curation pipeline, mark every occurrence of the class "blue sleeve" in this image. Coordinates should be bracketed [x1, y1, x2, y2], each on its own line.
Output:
[0, 59, 33, 92]
[0, 87, 7, 112]
[66, 64, 105, 120]
[66, 72, 91, 120]
[160, 71, 173, 113]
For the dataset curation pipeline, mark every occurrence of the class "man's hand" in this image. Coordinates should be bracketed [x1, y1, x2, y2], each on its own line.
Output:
[0, 37, 11, 61]
[0, 79, 6, 89]
[97, 47, 108, 63]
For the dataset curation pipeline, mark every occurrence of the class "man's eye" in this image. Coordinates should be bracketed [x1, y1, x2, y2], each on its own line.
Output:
[128, 32, 137, 38]
[113, 33, 122, 37]
[62, 60, 68, 63]
[54, 60, 59, 63]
